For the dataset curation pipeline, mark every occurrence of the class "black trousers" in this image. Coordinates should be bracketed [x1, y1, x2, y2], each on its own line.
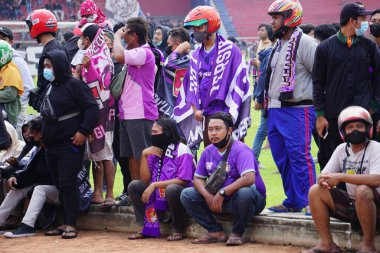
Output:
[45, 142, 84, 226]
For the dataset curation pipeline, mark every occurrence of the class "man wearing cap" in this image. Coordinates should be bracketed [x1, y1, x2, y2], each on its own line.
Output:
[313, 2, 380, 171]
[0, 27, 34, 139]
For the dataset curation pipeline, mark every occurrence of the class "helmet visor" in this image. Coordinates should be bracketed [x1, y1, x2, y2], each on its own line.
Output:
[184, 19, 208, 28]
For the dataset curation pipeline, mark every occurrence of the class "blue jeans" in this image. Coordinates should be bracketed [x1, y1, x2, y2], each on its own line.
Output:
[180, 185, 266, 235]
[252, 110, 268, 160]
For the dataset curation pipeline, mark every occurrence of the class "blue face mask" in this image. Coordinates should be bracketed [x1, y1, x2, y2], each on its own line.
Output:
[43, 68, 55, 82]
[121, 38, 127, 48]
[355, 21, 369, 37]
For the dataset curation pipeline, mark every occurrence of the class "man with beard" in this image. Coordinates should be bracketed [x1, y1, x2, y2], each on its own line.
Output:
[265, 0, 317, 214]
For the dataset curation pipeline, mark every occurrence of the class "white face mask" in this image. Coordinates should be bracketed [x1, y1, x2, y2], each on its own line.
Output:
[77, 38, 85, 50]
[86, 14, 98, 23]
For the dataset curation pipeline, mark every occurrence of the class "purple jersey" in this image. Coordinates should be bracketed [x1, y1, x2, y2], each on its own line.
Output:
[195, 140, 266, 197]
[148, 143, 195, 186]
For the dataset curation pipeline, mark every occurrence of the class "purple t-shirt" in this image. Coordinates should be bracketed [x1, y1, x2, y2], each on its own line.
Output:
[119, 44, 158, 121]
[148, 143, 195, 187]
[195, 140, 266, 197]
[197, 47, 229, 116]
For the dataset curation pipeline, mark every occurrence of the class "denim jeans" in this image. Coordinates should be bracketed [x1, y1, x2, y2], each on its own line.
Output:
[180, 185, 266, 235]
[252, 110, 268, 160]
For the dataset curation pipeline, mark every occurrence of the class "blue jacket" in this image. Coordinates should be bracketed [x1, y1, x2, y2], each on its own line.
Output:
[253, 47, 273, 104]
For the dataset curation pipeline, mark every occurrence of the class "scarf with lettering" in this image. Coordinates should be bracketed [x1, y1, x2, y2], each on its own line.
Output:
[82, 29, 114, 154]
[142, 144, 177, 237]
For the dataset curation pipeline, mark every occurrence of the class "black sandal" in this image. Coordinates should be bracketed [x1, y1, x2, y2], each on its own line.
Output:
[45, 228, 64, 236]
[62, 230, 78, 239]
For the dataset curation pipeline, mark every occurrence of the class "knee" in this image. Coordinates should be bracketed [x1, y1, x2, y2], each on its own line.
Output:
[165, 184, 182, 199]
[355, 185, 374, 202]
[180, 187, 195, 205]
[127, 180, 144, 195]
[308, 184, 325, 199]
[232, 187, 254, 204]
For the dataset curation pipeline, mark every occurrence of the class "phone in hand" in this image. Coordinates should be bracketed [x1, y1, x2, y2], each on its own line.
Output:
[322, 128, 329, 140]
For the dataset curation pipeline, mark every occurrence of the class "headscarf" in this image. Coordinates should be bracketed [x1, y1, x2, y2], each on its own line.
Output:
[0, 121, 25, 162]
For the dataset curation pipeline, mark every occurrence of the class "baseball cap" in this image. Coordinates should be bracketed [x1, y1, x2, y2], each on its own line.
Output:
[0, 27, 13, 40]
[340, 2, 373, 20]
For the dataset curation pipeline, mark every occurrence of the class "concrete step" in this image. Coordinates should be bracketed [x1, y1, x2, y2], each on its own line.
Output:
[77, 205, 380, 251]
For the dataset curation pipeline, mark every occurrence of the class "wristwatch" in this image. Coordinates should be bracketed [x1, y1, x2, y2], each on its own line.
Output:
[219, 188, 226, 197]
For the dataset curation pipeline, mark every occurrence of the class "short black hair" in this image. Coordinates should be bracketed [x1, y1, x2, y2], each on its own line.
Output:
[168, 27, 190, 43]
[155, 116, 181, 144]
[210, 112, 234, 129]
[331, 23, 341, 31]
[63, 31, 74, 42]
[299, 23, 315, 34]
[372, 9, 380, 17]
[126, 17, 149, 45]
[314, 24, 338, 42]
[28, 117, 42, 133]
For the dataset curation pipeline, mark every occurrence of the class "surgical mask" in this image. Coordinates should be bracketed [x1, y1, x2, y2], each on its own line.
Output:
[213, 133, 230, 149]
[77, 38, 86, 50]
[192, 30, 208, 43]
[354, 21, 369, 37]
[154, 41, 162, 47]
[43, 68, 55, 82]
[86, 14, 97, 23]
[370, 23, 380, 37]
[345, 130, 368, 144]
[151, 133, 171, 151]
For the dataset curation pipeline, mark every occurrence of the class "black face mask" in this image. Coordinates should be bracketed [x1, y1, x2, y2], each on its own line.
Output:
[165, 45, 173, 56]
[370, 23, 380, 37]
[345, 130, 368, 144]
[28, 137, 40, 147]
[151, 133, 171, 151]
[192, 30, 208, 43]
[213, 133, 230, 149]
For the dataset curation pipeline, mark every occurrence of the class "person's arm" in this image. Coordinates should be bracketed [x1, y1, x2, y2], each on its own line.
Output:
[222, 172, 255, 196]
[0, 86, 18, 103]
[140, 147, 162, 184]
[371, 44, 380, 109]
[320, 173, 380, 189]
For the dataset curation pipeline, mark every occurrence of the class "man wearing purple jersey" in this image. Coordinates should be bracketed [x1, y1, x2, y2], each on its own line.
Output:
[181, 112, 266, 246]
[128, 117, 195, 241]
[183, 6, 252, 147]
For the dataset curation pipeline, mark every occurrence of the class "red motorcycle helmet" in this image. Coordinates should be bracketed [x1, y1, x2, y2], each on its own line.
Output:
[26, 9, 58, 39]
[184, 6, 221, 34]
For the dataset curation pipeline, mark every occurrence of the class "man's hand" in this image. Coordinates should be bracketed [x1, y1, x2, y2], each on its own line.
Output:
[7, 177, 17, 190]
[82, 55, 91, 69]
[5, 157, 18, 167]
[141, 183, 156, 203]
[142, 146, 163, 157]
[175, 42, 191, 54]
[211, 193, 224, 213]
[254, 102, 263, 111]
[71, 132, 86, 146]
[115, 27, 129, 39]
[204, 191, 215, 211]
[319, 173, 341, 189]
[251, 58, 259, 67]
[194, 110, 203, 122]
[316, 116, 329, 138]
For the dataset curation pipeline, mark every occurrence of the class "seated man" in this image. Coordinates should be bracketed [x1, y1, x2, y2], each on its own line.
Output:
[180, 112, 267, 246]
[302, 106, 380, 253]
[128, 116, 195, 241]
[0, 118, 59, 237]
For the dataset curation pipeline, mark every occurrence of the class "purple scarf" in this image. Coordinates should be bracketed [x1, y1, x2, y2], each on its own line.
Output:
[275, 27, 303, 100]
[181, 34, 252, 146]
[82, 29, 114, 154]
[141, 144, 178, 237]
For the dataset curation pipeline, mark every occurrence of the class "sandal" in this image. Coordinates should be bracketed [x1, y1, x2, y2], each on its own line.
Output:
[301, 244, 341, 253]
[101, 198, 116, 209]
[62, 230, 78, 239]
[167, 233, 187, 241]
[191, 235, 227, 244]
[45, 228, 64, 236]
[226, 236, 246, 246]
[268, 204, 302, 213]
[128, 232, 148, 240]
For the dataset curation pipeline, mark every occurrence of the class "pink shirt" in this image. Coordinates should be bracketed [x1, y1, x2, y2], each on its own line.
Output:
[119, 44, 158, 121]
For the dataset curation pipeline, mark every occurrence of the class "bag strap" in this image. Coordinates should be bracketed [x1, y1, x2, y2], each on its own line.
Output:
[57, 112, 80, 122]
[221, 138, 234, 162]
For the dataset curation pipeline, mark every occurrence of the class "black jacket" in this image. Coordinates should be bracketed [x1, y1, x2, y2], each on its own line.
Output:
[312, 35, 380, 118]
[12, 147, 53, 189]
[41, 50, 99, 145]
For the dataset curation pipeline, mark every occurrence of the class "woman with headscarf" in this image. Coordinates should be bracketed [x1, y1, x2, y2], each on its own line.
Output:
[0, 120, 24, 163]
[79, 0, 113, 30]
[153, 26, 170, 58]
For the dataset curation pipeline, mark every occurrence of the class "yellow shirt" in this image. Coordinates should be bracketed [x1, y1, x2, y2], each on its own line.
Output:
[0, 61, 23, 95]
